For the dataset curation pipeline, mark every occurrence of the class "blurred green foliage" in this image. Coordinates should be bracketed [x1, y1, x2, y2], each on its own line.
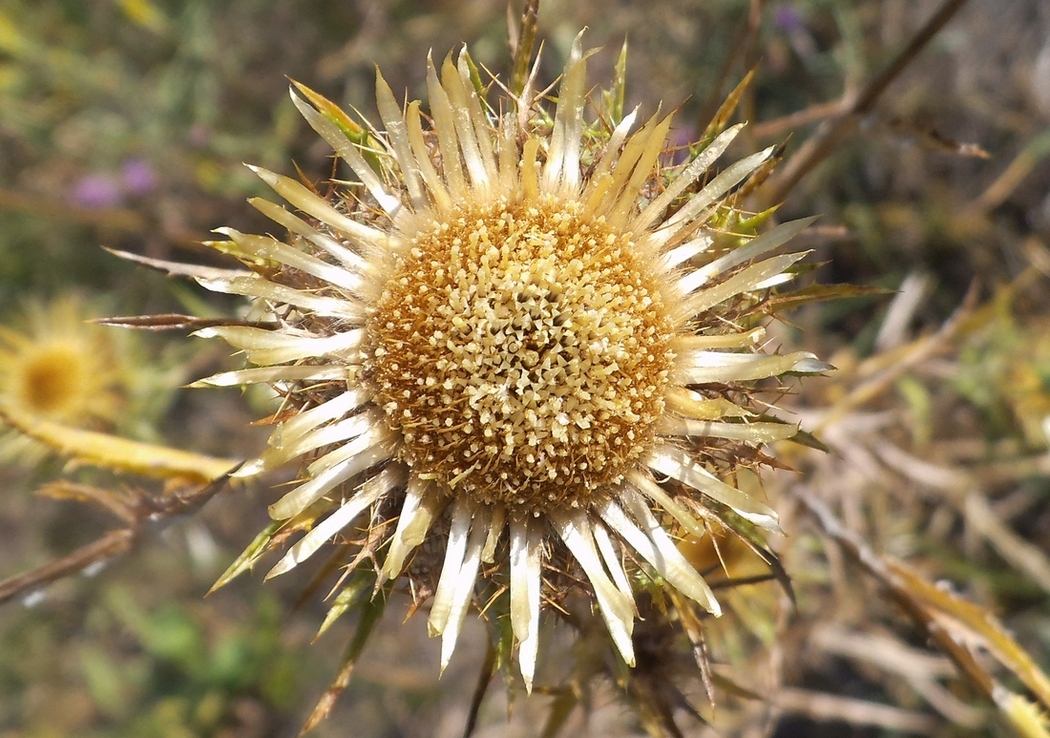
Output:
[0, 570, 310, 737]
[1, 0, 1048, 736]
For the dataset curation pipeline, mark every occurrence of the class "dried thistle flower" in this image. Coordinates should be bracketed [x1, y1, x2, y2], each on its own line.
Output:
[191, 33, 828, 692]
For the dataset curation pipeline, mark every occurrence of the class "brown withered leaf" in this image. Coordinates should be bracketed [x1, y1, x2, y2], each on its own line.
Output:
[767, 283, 894, 314]
[887, 117, 991, 159]
[37, 481, 137, 524]
[0, 470, 235, 607]
[701, 68, 756, 144]
[735, 138, 788, 200]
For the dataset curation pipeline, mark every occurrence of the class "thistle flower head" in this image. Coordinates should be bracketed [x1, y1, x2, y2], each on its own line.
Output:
[369, 194, 673, 512]
[0, 294, 125, 463]
[193, 33, 827, 691]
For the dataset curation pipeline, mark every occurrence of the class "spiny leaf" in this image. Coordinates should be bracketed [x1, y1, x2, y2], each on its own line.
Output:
[785, 427, 831, 453]
[735, 205, 781, 235]
[290, 80, 366, 143]
[315, 573, 372, 639]
[300, 588, 388, 735]
[734, 139, 787, 199]
[508, 0, 539, 98]
[96, 313, 258, 331]
[460, 48, 487, 100]
[744, 542, 796, 608]
[700, 68, 756, 144]
[601, 39, 628, 125]
[766, 283, 894, 313]
[103, 247, 245, 280]
[210, 521, 281, 593]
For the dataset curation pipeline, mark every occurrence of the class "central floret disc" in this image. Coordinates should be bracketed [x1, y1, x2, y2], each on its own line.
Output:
[367, 197, 673, 511]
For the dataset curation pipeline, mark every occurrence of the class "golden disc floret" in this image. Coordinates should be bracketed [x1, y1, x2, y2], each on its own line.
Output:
[366, 196, 674, 511]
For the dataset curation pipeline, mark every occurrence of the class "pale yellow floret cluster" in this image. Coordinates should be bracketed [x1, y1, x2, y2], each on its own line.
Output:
[189, 33, 830, 692]
[0, 295, 122, 433]
[368, 196, 672, 510]
[14, 345, 84, 416]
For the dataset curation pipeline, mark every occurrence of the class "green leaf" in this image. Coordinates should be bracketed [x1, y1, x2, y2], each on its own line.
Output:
[735, 205, 781, 235]
[601, 39, 628, 125]
[460, 49, 486, 100]
[79, 643, 132, 719]
[314, 571, 373, 639]
[289, 80, 366, 143]
[209, 521, 280, 593]
[785, 427, 831, 453]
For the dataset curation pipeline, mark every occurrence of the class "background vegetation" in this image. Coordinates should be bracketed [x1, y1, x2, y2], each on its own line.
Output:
[1, 0, 1048, 736]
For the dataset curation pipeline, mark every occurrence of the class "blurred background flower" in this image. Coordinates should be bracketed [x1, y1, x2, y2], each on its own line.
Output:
[0, 293, 125, 464]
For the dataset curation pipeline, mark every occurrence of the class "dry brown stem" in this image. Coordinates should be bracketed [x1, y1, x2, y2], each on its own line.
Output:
[0, 471, 234, 607]
[760, 0, 972, 205]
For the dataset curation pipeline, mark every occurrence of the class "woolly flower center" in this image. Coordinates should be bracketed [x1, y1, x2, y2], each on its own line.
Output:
[367, 196, 674, 511]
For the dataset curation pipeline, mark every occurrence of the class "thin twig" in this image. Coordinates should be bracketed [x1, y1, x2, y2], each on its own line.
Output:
[815, 280, 978, 431]
[749, 100, 842, 140]
[463, 637, 499, 738]
[0, 530, 136, 607]
[0, 470, 234, 607]
[775, 687, 939, 734]
[760, 0, 971, 204]
[793, 491, 998, 699]
[793, 490, 1050, 722]
[696, 0, 764, 134]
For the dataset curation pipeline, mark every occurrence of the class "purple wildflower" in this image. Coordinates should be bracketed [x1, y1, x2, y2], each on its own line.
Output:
[71, 174, 123, 208]
[774, 4, 806, 33]
[121, 159, 157, 195]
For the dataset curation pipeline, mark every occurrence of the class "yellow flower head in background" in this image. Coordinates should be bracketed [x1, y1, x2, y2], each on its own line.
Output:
[0, 294, 124, 461]
[192, 34, 827, 689]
